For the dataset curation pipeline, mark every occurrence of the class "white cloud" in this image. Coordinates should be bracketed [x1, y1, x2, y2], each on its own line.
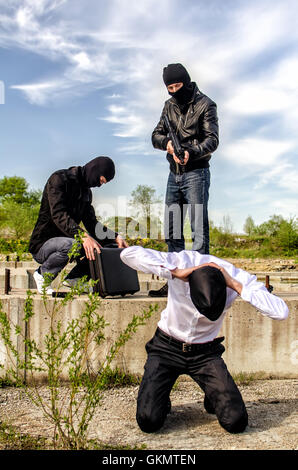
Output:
[2, 0, 298, 228]
[269, 198, 298, 216]
[222, 138, 294, 167]
[276, 167, 298, 194]
[101, 104, 148, 138]
[225, 85, 292, 115]
[11, 80, 66, 105]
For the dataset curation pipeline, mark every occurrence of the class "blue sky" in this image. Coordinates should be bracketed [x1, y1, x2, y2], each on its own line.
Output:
[0, 0, 297, 233]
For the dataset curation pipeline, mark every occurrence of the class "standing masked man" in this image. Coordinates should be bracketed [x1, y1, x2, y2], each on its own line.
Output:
[149, 63, 219, 297]
[29, 156, 128, 294]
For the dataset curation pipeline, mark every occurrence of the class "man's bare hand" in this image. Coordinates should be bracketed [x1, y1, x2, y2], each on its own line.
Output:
[166, 140, 175, 155]
[170, 265, 202, 282]
[173, 150, 189, 166]
[116, 235, 129, 249]
[167, 140, 189, 165]
[82, 234, 101, 260]
[194, 262, 243, 294]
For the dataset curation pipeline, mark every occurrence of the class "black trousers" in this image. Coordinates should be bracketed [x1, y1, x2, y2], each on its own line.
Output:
[136, 329, 248, 434]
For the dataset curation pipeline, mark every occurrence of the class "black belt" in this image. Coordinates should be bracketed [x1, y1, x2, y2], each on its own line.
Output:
[155, 328, 224, 353]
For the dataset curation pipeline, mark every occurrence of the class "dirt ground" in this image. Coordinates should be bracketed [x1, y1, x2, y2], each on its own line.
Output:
[0, 377, 297, 450]
[224, 258, 297, 272]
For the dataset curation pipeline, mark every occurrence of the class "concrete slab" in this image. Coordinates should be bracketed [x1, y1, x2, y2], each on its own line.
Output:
[1, 268, 298, 293]
[0, 289, 297, 382]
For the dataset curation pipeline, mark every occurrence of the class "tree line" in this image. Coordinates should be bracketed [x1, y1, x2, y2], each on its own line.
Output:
[0, 177, 297, 257]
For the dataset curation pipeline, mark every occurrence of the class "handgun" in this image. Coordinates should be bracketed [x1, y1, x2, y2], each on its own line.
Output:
[163, 114, 185, 164]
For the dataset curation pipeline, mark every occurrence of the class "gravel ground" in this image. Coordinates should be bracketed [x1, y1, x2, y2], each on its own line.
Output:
[0, 378, 297, 450]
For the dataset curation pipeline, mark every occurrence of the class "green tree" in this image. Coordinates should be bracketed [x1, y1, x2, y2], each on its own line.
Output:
[129, 185, 161, 220]
[255, 214, 285, 236]
[220, 214, 234, 234]
[129, 185, 162, 238]
[243, 215, 256, 236]
[0, 199, 40, 239]
[0, 176, 41, 205]
[276, 217, 298, 255]
[0, 176, 41, 239]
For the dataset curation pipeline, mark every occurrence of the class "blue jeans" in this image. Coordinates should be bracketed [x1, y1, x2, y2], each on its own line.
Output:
[164, 168, 210, 254]
[33, 237, 91, 279]
[33, 237, 77, 278]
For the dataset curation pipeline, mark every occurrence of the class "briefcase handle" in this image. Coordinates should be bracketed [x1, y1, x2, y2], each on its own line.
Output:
[102, 243, 119, 248]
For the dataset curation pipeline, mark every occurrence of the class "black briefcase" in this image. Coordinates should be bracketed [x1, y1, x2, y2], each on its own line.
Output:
[88, 247, 140, 298]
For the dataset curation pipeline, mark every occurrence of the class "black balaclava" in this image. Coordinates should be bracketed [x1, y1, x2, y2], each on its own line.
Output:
[188, 266, 227, 321]
[163, 63, 194, 105]
[81, 156, 115, 188]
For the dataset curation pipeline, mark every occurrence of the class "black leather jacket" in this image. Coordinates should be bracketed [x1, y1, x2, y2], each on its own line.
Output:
[29, 166, 117, 255]
[152, 83, 219, 173]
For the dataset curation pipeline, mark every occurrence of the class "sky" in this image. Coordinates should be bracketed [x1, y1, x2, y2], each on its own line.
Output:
[0, 0, 297, 234]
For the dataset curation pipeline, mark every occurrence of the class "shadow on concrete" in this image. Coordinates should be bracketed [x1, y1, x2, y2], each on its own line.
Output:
[157, 398, 298, 435]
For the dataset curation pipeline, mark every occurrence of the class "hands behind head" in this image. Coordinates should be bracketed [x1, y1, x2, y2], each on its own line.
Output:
[171, 262, 242, 294]
[171, 262, 231, 285]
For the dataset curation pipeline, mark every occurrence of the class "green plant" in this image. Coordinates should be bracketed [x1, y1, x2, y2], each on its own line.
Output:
[0, 238, 30, 254]
[0, 421, 48, 450]
[0, 234, 157, 449]
[232, 371, 267, 386]
[276, 217, 298, 255]
[0, 199, 40, 239]
[126, 236, 167, 251]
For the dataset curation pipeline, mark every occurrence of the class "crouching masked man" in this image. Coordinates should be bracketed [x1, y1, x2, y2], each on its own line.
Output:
[120, 246, 289, 434]
[29, 156, 128, 294]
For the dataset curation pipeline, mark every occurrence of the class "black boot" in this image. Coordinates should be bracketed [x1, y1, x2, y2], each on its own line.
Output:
[148, 283, 168, 297]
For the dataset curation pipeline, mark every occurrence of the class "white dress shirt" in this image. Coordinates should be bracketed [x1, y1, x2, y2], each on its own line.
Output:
[120, 246, 289, 344]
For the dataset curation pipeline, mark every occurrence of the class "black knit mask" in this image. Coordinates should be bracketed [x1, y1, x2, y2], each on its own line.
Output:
[81, 156, 115, 188]
[189, 266, 227, 321]
[163, 63, 194, 105]
[168, 83, 194, 105]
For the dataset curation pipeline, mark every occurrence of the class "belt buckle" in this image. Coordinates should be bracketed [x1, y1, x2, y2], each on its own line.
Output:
[182, 342, 192, 353]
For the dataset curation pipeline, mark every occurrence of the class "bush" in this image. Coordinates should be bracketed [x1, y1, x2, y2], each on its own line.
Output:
[210, 226, 235, 248]
[275, 218, 298, 255]
[126, 236, 167, 251]
[0, 238, 29, 254]
[0, 200, 39, 239]
[0, 235, 157, 450]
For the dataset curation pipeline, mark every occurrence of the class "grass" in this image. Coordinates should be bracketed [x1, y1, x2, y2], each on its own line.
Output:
[232, 371, 269, 386]
[0, 421, 147, 450]
[0, 421, 48, 450]
[0, 377, 19, 388]
[98, 367, 142, 389]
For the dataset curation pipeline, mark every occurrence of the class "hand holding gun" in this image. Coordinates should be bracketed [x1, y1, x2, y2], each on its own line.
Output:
[164, 114, 186, 164]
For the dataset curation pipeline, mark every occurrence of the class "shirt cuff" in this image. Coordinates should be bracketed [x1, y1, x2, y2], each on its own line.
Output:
[240, 284, 254, 303]
[159, 264, 177, 280]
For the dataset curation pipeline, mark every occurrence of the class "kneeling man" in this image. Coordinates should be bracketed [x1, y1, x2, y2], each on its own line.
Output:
[29, 156, 127, 294]
[120, 246, 288, 434]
